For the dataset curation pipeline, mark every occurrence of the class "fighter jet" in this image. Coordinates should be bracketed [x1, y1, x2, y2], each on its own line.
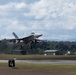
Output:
[12, 32, 42, 44]
[1, 32, 42, 48]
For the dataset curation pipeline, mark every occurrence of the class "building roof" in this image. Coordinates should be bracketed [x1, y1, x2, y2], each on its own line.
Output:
[44, 50, 58, 53]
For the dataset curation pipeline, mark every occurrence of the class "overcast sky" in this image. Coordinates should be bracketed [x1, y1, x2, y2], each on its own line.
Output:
[0, 0, 76, 41]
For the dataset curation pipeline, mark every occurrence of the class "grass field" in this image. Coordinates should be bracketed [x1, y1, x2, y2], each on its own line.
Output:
[0, 54, 76, 60]
[0, 55, 76, 75]
[0, 63, 76, 75]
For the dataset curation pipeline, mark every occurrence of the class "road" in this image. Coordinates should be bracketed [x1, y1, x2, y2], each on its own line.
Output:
[0, 60, 76, 64]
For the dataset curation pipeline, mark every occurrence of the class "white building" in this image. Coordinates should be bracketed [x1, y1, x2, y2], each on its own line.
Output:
[44, 50, 58, 55]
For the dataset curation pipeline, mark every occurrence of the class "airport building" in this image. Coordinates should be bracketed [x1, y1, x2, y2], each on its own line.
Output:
[44, 50, 58, 55]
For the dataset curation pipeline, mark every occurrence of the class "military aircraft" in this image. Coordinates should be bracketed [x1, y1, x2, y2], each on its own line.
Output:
[1, 32, 42, 48]
[12, 32, 42, 44]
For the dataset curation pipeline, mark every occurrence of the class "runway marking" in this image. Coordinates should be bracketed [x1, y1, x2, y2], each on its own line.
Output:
[0, 60, 76, 64]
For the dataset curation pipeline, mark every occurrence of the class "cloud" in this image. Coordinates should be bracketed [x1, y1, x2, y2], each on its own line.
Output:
[0, 2, 27, 12]
[0, 0, 76, 41]
[50, 34, 72, 41]
[23, 0, 76, 30]
[5, 19, 28, 31]
[15, 2, 27, 9]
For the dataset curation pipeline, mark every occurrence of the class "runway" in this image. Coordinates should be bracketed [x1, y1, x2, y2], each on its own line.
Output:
[0, 60, 76, 64]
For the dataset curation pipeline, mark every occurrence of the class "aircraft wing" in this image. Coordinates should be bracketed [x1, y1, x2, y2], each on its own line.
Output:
[1, 38, 17, 43]
[15, 35, 34, 42]
[12, 32, 34, 41]
[16, 34, 42, 43]
[0, 35, 34, 44]
[35, 34, 42, 38]
[0, 32, 42, 44]
[22, 35, 34, 40]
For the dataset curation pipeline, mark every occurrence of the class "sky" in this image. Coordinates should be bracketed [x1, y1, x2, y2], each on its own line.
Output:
[0, 0, 76, 41]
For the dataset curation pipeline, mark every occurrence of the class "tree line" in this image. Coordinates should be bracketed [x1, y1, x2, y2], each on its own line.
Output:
[0, 41, 76, 55]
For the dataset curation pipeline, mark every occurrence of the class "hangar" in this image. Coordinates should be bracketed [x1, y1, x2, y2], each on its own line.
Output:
[44, 50, 58, 55]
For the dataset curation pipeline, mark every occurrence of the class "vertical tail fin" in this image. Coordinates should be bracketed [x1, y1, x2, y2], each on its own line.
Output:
[12, 32, 19, 39]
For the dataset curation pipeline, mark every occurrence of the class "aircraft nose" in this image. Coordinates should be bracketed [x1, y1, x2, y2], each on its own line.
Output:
[35, 34, 42, 38]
